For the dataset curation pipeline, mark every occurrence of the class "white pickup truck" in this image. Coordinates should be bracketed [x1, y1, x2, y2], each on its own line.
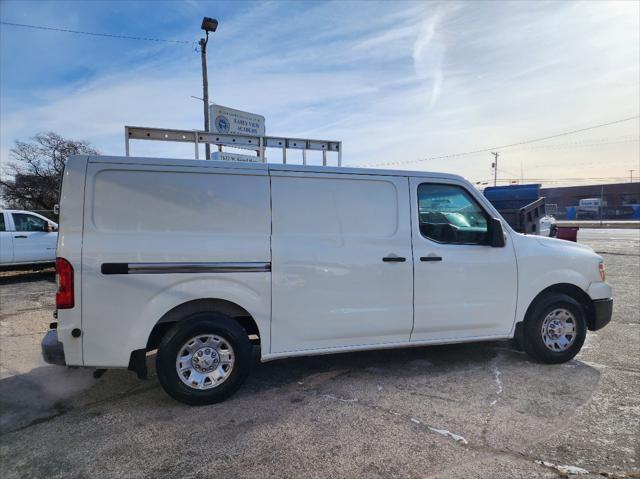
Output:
[42, 155, 613, 405]
[0, 210, 57, 269]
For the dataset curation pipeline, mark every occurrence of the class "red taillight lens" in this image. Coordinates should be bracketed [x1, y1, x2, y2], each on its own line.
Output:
[56, 257, 74, 309]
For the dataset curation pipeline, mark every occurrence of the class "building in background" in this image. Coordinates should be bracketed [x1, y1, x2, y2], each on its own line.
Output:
[541, 183, 640, 220]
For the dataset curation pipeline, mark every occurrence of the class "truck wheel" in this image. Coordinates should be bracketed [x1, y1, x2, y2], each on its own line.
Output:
[156, 313, 252, 405]
[522, 293, 587, 364]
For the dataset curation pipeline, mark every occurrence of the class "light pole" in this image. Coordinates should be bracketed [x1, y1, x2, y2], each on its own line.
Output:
[199, 17, 218, 160]
[491, 152, 499, 186]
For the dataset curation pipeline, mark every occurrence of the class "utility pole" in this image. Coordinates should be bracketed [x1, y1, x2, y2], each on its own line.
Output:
[630, 169, 635, 183]
[491, 152, 499, 186]
[199, 17, 218, 160]
[599, 184, 604, 226]
[199, 36, 210, 159]
[520, 160, 523, 184]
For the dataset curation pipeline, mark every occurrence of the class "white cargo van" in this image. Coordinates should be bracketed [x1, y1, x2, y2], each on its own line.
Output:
[42, 155, 613, 405]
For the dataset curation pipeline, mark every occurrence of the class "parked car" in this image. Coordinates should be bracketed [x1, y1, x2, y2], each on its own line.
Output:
[576, 198, 608, 219]
[42, 155, 613, 405]
[0, 210, 57, 269]
[578, 198, 607, 213]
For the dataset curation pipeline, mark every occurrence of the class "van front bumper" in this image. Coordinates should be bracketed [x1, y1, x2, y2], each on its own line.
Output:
[589, 298, 613, 331]
[41, 329, 66, 365]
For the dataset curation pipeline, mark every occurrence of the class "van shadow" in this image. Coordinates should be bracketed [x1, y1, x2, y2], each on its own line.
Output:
[0, 342, 503, 435]
[0, 269, 55, 285]
[243, 341, 506, 393]
[236, 339, 601, 432]
[0, 341, 600, 436]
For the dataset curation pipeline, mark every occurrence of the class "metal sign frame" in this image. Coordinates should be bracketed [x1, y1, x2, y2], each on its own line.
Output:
[124, 126, 342, 166]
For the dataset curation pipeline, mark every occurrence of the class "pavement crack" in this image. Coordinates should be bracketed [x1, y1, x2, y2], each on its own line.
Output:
[481, 353, 504, 444]
[3, 408, 70, 435]
[301, 385, 470, 446]
[320, 393, 358, 403]
[393, 385, 464, 404]
[535, 460, 589, 476]
[490, 359, 503, 406]
[0, 382, 157, 436]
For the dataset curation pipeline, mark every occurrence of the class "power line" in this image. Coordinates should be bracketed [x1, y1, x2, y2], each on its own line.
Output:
[475, 177, 637, 185]
[361, 115, 640, 167]
[0, 21, 191, 44]
[483, 177, 633, 181]
[510, 136, 639, 152]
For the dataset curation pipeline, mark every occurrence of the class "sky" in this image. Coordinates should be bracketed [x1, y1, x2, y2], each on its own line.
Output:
[1, 0, 639, 187]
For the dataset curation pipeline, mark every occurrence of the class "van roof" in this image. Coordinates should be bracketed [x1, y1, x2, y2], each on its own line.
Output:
[83, 155, 466, 182]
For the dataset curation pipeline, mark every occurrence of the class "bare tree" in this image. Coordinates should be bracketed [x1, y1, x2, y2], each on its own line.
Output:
[0, 132, 98, 214]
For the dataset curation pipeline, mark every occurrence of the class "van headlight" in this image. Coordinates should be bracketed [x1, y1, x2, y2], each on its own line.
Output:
[598, 261, 606, 281]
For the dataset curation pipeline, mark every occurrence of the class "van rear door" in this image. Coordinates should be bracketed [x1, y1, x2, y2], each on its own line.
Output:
[270, 172, 413, 353]
[81, 160, 271, 367]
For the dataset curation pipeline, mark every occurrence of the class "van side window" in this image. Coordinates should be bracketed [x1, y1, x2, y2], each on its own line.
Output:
[0, 214, 5, 232]
[417, 183, 489, 245]
[12, 213, 46, 232]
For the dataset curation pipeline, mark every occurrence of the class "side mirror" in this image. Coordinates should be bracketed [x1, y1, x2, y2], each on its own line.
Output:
[44, 223, 54, 233]
[489, 218, 505, 247]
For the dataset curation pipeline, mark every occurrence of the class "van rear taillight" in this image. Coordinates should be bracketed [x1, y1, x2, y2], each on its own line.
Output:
[56, 258, 74, 309]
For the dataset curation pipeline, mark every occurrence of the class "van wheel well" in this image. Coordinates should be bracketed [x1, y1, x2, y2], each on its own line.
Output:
[523, 283, 595, 330]
[146, 299, 260, 351]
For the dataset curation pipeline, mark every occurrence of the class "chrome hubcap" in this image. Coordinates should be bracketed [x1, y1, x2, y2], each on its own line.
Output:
[176, 334, 234, 390]
[541, 308, 577, 352]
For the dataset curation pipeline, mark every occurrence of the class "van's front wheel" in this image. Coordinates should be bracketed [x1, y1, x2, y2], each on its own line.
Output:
[156, 314, 252, 405]
[523, 293, 587, 364]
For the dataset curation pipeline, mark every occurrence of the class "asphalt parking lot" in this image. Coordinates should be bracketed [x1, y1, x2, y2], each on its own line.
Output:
[0, 229, 638, 479]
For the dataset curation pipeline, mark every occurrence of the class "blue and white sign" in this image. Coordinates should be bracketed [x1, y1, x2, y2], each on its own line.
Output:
[215, 115, 230, 133]
[209, 104, 265, 136]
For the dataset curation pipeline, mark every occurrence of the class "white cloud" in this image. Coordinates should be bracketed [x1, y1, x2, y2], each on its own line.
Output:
[412, 8, 448, 107]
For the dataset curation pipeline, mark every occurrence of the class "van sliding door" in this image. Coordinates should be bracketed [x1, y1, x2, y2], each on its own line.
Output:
[270, 172, 413, 354]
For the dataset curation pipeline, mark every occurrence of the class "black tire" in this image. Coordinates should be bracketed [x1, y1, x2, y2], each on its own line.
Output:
[156, 313, 252, 405]
[522, 293, 587, 364]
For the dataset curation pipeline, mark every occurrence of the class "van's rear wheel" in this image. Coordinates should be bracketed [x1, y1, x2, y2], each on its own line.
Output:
[522, 293, 587, 364]
[156, 314, 251, 405]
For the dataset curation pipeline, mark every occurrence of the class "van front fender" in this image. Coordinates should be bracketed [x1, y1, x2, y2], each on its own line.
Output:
[513, 268, 590, 334]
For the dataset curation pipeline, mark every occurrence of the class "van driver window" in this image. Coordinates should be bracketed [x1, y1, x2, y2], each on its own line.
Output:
[417, 183, 489, 245]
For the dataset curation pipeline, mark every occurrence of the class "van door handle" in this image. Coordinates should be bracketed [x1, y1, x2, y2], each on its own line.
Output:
[382, 256, 406, 262]
[420, 256, 442, 262]
[14, 235, 28, 239]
